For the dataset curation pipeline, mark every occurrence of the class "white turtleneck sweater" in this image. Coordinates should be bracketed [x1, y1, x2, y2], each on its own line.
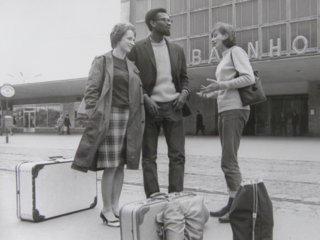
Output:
[150, 39, 180, 102]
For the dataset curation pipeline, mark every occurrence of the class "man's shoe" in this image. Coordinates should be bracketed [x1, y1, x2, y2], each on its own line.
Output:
[219, 212, 230, 223]
[210, 197, 234, 217]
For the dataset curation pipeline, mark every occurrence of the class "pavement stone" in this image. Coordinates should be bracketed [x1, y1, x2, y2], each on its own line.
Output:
[1, 133, 320, 239]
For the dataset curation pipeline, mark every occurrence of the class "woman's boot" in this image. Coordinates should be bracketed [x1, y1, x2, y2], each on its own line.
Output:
[210, 197, 233, 217]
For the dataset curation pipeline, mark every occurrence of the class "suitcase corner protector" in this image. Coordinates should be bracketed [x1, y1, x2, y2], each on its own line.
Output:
[90, 196, 97, 208]
[33, 209, 45, 222]
[32, 165, 45, 178]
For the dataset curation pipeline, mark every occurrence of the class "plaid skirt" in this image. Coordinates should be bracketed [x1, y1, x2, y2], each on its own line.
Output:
[97, 106, 129, 168]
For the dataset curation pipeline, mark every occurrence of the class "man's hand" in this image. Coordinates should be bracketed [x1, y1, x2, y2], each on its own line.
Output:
[173, 90, 188, 111]
[144, 95, 160, 117]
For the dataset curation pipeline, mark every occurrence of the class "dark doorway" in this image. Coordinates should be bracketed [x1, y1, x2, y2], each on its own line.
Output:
[270, 95, 308, 136]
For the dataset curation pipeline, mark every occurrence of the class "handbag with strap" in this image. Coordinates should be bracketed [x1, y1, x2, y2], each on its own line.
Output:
[230, 48, 267, 106]
[229, 179, 274, 240]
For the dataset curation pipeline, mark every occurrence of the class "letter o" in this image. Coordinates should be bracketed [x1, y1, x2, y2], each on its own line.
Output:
[292, 36, 308, 55]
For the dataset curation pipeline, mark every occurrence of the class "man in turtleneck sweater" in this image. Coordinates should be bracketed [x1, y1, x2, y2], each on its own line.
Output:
[128, 8, 191, 198]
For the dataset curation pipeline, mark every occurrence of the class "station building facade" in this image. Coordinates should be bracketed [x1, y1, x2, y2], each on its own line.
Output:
[121, 0, 320, 137]
[1, 0, 320, 137]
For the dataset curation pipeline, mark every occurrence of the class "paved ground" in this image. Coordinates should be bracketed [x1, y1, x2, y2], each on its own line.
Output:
[1, 133, 320, 239]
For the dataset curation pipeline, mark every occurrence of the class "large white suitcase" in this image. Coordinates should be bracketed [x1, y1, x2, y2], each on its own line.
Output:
[120, 192, 206, 240]
[15, 157, 97, 222]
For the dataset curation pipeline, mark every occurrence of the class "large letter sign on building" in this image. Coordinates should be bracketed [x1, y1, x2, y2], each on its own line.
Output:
[269, 38, 281, 57]
[248, 41, 259, 59]
[192, 49, 202, 65]
[208, 48, 220, 64]
[191, 35, 312, 65]
[292, 36, 308, 55]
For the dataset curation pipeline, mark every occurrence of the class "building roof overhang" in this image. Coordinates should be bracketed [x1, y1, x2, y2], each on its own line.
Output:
[0, 78, 87, 101]
[1, 54, 319, 102]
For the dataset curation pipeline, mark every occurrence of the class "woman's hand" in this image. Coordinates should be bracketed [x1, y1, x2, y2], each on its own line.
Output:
[196, 91, 218, 99]
[196, 91, 208, 99]
[200, 78, 220, 93]
[144, 95, 160, 117]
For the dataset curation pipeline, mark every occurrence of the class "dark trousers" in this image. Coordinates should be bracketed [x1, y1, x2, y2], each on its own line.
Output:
[195, 125, 205, 135]
[292, 124, 297, 136]
[281, 123, 287, 136]
[66, 125, 70, 134]
[142, 101, 185, 198]
[218, 109, 249, 196]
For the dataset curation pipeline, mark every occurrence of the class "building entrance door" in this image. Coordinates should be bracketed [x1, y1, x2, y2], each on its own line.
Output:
[23, 106, 36, 132]
[270, 95, 308, 136]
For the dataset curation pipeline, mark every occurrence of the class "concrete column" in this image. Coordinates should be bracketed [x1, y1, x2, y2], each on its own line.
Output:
[308, 80, 320, 136]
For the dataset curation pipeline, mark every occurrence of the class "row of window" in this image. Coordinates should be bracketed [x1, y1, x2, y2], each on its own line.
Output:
[133, 0, 319, 63]
[12, 102, 83, 129]
[136, 0, 318, 24]
[157, 19, 317, 63]
[13, 104, 62, 128]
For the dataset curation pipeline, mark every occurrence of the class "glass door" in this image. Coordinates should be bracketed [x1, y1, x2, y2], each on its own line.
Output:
[23, 106, 36, 132]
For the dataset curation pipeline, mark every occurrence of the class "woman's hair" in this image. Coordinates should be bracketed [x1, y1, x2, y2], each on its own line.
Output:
[211, 22, 237, 48]
[145, 8, 167, 31]
[110, 22, 136, 49]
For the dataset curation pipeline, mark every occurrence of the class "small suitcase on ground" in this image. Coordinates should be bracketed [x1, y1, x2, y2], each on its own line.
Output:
[16, 157, 97, 222]
[120, 192, 206, 240]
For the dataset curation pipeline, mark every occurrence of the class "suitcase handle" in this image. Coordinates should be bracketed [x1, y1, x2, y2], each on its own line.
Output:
[149, 192, 168, 200]
[48, 156, 73, 163]
[150, 192, 197, 200]
[48, 156, 64, 160]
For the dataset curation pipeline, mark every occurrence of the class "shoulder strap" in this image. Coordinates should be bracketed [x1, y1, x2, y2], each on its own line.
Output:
[252, 181, 258, 240]
[229, 47, 239, 78]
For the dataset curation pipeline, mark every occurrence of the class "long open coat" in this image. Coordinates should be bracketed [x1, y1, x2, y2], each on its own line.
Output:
[71, 51, 145, 172]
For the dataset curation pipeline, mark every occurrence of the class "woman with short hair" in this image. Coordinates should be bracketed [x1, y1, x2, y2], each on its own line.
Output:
[72, 22, 145, 227]
[197, 22, 255, 223]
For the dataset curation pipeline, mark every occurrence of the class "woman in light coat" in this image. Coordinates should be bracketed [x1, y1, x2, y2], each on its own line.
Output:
[72, 22, 145, 227]
[197, 22, 255, 223]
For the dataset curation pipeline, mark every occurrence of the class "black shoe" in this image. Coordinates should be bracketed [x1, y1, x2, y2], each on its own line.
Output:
[219, 213, 230, 223]
[210, 197, 234, 217]
[100, 212, 120, 227]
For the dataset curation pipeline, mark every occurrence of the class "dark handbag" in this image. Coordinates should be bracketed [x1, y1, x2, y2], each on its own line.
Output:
[229, 179, 274, 240]
[230, 48, 267, 106]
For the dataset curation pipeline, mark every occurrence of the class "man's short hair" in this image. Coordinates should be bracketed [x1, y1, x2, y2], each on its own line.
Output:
[110, 22, 136, 49]
[145, 8, 167, 31]
[211, 22, 237, 48]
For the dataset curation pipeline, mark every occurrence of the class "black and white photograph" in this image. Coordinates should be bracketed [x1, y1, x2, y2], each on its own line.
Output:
[1, 0, 320, 239]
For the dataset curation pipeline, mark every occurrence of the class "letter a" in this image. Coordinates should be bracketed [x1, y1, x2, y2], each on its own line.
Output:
[208, 48, 220, 64]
